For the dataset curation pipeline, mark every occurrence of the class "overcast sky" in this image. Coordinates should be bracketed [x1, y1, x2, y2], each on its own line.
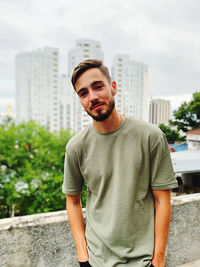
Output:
[0, 0, 200, 112]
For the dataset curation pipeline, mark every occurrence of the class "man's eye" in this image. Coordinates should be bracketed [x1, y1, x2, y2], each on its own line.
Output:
[96, 85, 102, 89]
[80, 92, 87, 97]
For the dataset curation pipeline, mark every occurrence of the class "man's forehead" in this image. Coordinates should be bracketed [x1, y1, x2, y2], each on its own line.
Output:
[75, 68, 106, 89]
[80, 68, 104, 79]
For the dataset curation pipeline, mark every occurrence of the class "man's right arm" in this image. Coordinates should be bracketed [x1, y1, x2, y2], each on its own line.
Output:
[66, 194, 89, 263]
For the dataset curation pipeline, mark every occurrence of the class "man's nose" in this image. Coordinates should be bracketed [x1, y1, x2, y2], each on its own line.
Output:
[89, 90, 98, 102]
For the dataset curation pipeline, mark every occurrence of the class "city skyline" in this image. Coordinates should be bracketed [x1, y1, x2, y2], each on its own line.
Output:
[14, 42, 151, 132]
[1, 0, 200, 112]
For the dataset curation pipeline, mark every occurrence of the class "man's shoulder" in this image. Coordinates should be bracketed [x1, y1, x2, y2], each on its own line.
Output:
[66, 124, 93, 152]
[126, 117, 163, 138]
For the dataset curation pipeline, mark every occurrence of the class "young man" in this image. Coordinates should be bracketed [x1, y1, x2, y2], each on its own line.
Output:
[62, 59, 178, 267]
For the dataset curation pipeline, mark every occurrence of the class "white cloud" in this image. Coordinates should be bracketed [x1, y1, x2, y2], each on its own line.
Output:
[0, 0, 199, 102]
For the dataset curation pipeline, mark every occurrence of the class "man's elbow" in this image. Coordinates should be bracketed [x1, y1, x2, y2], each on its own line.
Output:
[66, 194, 81, 206]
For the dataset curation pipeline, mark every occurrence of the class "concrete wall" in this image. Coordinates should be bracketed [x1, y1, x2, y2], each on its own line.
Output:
[166, 194, 200, 267]
[0, 194, 200, 267]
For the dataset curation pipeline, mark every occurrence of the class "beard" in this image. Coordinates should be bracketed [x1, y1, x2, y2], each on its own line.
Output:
[86, 98, 115, 121]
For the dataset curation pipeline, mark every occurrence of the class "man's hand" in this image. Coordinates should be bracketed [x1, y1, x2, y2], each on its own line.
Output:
[151, 257, 165, 267]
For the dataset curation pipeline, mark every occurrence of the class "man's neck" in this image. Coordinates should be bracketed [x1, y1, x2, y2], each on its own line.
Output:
[93, 109, 124, 133]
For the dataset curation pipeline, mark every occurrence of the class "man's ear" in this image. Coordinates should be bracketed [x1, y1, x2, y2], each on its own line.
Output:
[111, 81, 117, 95]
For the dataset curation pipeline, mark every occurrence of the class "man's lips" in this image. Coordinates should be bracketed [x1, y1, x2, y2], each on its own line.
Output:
[91, 103, 104, 110]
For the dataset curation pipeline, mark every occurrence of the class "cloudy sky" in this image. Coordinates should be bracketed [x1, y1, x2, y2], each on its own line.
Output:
[0, 0, 200, 112]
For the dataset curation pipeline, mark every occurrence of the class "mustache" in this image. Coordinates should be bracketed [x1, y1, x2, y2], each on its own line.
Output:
[90, 101, 105, 110]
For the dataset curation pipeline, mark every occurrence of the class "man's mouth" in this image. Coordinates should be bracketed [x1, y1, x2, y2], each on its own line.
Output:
[91, 103, 104, 110]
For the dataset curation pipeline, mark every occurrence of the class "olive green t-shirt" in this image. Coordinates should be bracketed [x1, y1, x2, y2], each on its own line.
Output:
[62, 117, 177, 267]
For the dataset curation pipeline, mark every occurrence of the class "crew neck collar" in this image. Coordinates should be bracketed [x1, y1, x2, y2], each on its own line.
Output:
[92, 116, 127, 136]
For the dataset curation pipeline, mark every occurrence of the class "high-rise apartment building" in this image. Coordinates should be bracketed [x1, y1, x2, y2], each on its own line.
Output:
[68, 39, 104, 132]
[112, 55, 149, 121]
[16, 47, 60, 132]
[149, 98, 171, 125]
[59, 74, 72, 130]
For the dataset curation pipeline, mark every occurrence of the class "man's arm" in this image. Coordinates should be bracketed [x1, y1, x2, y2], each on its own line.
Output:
[66, 194, 89, 262]
[151, 189, 172, 267]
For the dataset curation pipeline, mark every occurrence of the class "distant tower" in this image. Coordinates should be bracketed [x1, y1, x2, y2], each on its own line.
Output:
[59, 74, 72, 131]
[149, 98, 171, 125]
[0, 104, 15, 124]
[112, 55, 149, 121]
[68, 39, 104, 132]
[15, 47, 59, 132]
[5, 104, 14, 118]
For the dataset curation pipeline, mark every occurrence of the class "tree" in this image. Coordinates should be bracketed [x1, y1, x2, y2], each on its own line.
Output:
[159, 123, 185, 143]
[0, 121, 73, 218]
[170, 92, 200, 132]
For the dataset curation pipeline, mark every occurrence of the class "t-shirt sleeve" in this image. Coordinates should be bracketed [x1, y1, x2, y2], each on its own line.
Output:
[62, 142, 84, 195]
[150, 132, 178, 190]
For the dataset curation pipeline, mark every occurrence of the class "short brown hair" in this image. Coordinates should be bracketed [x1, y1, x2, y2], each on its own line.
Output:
[71, 59, 111, 89]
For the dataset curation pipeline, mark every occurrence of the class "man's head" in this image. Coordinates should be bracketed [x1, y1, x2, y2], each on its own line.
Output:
[72, 59, 117, 122]
[71, 59, 111, 89]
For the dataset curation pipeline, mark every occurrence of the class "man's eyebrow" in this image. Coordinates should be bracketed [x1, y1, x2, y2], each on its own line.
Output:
[91, 80, 104, 87]
[77, 87, 87, 95]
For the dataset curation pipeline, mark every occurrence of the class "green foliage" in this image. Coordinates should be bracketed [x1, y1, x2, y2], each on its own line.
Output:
[0, 121, 73, 218]
[170, 92, 200, 132]
[159, 123, 185, 143]
[81, 182, 88, 208]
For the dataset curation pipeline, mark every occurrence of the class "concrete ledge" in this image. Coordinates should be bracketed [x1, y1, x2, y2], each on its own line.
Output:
[0, 195, 200, 267]
[0, 209, 86, 230]
[177, 258, 200, 267]
[0, 210, 84, 267]
[171, 193, 200, 205]
[166, 194, 200, 267]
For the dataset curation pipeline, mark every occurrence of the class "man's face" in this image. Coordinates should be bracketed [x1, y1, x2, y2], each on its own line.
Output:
[75, 68, 117, 121]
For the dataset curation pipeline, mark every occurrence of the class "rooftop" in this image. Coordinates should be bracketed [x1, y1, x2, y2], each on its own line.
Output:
[186, 127, 200, 135]
[170, 150, 200, 173]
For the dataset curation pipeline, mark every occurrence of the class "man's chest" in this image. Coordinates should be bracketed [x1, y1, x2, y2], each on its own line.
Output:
[79, 136, 150, 197]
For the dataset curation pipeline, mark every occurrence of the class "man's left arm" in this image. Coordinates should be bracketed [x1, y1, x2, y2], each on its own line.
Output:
[151, 189, 172, 267]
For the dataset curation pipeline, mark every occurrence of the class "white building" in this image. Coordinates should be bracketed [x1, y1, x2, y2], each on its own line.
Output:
[0, 104, 15, 125]
[59, 74, 72, 131]
[15, 47, 60, 132]
[68, 39, 104, 132]
[112, 55, 149, 121]
[186, 128, 200, 150]
[149, 98, 171, 125]
[171, 128, 200, 192]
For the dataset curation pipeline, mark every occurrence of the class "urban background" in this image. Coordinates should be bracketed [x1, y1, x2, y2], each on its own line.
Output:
[0, 0, 200, 220]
